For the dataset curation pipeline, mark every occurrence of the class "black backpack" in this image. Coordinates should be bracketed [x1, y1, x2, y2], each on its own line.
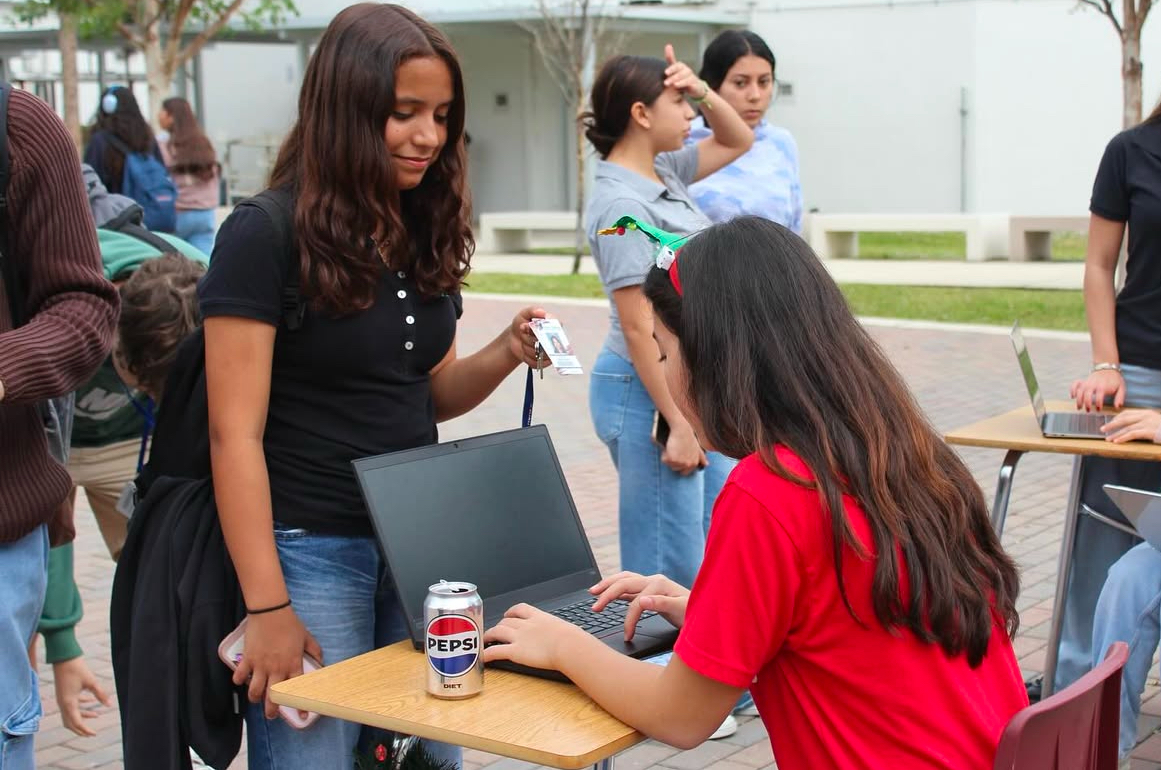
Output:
[111, 187, 305, 770]
[0, 81, 75, 465]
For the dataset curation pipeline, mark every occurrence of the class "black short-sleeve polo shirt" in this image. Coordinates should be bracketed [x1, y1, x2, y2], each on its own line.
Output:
[1090, 122, 1161, 371]
[198, 200, 462, 535]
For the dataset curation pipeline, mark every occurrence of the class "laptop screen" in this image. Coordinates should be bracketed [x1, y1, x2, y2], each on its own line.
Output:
[353, 426, 599, 639]
[1010, 323, 1047, 423]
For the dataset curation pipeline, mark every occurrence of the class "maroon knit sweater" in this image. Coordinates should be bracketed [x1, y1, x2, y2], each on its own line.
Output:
[0, 88, 119, 543]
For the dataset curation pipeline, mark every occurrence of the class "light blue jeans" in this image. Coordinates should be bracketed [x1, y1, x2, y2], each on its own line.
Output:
[589, 347, 736, 589]
[1053, 363, 1161, 692]
[1092, 541, 1161, 759]
[0, 525, 48, 770]
[175, 208, 216, 255]
[245, 525, 461, 770]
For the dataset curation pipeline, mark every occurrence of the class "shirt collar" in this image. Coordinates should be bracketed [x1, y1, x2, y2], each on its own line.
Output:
[594, 159, 668, 202]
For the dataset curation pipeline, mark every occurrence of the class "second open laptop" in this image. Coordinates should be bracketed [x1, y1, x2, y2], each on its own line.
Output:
[1010, 321, 1111, 439]
[352, 425, 678, 682]
[1104, 485, 1161, 551]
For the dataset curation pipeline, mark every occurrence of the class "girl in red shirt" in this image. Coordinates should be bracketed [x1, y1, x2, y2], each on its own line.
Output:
[483, 215, 1028, 768]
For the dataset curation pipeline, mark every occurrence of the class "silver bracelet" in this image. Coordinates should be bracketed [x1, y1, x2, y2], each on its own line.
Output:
[1091, 362, 1123, 373]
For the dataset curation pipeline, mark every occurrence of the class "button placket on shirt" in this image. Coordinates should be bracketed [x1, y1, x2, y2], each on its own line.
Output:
[396, 275, 416, 354]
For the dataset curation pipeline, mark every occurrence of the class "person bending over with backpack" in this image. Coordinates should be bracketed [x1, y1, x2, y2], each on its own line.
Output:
[483, 216, 1028, 769]
[200, 6, 550, 768]
[84, 86, 177, 233]
[0, 84, 119, 770]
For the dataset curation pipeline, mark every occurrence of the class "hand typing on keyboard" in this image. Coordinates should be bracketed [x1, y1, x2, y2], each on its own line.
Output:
[589, 571, 690, 639]
[481, 571, 689, 673]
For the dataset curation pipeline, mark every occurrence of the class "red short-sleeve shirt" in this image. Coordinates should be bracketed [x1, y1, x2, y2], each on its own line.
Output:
[674, 449, 1028, 769]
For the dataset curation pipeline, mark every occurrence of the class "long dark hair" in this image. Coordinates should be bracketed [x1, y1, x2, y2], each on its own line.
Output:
[269, 3, 471, 313]
[162, 97, 217, 181]
[582, 55, 668, 158]
[698, 30, 776, 92]
[95, 86, 154, 186]
[643, 217, 1020, 667]
[1145, 96, 1161, 125]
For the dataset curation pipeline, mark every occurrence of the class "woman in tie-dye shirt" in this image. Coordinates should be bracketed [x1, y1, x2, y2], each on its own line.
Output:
[688, 31, 803, 234]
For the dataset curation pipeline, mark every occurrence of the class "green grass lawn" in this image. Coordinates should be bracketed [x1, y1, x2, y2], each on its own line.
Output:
[530, 231, 1088, 261]
[466, 273, 1086, 331]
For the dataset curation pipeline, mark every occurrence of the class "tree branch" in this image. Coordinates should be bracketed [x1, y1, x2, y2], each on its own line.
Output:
[1078, 0, 1124, 36]
[166, 0, 197, 60]
[116, 20, 145, 47]
[1139, 0, 1153, 25]
[175, 0, 245, 68]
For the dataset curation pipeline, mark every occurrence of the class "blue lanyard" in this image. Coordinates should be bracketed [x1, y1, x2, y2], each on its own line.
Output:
[123, 386, 155, 473]
[522, 366, 534, 428]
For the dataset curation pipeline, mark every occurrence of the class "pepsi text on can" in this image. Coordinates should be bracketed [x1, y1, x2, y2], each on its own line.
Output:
[424, 581, 484, 699]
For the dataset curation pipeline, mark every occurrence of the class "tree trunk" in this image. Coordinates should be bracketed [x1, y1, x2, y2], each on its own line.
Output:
[1123, 21, 1143, 128]
[57, 13, 81, 156]
[572, 112, 585, 275]
[141, 0, 171, 127]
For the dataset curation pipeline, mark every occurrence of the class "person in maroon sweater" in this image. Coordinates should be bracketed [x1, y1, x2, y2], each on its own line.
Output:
[0, 87, 119, 768]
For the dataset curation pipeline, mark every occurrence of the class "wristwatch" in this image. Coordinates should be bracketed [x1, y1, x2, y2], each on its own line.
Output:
[1091, 362, 1123, 374]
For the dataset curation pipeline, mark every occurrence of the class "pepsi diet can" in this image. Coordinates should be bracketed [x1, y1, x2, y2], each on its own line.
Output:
[424, 580, 484, 699]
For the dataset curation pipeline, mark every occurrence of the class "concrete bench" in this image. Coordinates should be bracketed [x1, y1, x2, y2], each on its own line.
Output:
[477, 211, 579, 253]
[808, 213, 1011, 262]
[1008, 215, 1089, 261]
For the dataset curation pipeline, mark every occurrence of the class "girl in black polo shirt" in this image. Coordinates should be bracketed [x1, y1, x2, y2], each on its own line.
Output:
[198, 6, 546, 768]
[1049, 100, 1161, 704]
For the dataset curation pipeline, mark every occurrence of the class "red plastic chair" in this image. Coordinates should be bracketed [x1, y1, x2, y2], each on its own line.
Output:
[994, 641, 1129, 770]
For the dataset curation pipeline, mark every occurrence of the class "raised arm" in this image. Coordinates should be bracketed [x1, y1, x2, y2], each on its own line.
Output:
[661, 45, 753, 182]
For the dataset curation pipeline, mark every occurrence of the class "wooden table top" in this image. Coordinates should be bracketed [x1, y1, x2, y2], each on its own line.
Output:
[944, 402, 1161, 461]
[270, 641, 643, 769]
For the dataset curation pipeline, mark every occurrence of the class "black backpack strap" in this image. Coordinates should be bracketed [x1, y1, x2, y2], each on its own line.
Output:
[0, 81, 21, 329]
[240, 189, 303, 331]
[104, 219, 182, 255]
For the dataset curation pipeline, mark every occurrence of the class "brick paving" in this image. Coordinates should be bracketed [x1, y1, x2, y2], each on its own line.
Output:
[32, 294, 1161, 769]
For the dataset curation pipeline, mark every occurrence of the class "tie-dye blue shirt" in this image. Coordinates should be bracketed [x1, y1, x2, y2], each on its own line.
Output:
[688, 118, 803, 234]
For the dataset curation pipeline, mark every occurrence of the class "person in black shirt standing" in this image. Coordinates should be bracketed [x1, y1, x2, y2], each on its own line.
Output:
[1048, 99, 1161, 700]
[198, 6, 548, 769]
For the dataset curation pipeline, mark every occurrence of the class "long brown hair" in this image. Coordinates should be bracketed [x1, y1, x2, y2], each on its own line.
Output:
[269, 3, 471, 314]
[643, 217, 1020, 667]
[161, 97, 217, 181]
[1145, 96, 1161, 125]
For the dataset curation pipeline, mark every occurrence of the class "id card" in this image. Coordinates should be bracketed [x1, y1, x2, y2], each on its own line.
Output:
[529, 318, 584, 375]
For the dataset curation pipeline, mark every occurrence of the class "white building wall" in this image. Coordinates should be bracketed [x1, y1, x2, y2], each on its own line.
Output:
[749, 0, 1161, 215]
[751, 2, 978, 214]
[970, 2, 1161, 215]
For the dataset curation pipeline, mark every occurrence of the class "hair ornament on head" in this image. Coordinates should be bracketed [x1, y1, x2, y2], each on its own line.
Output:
[597, 215, 694, 295]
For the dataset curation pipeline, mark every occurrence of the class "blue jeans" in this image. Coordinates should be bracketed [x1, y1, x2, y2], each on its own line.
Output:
[0, 525, 48, 770]
[246, 526, 461, 770]
[1054, 363, 1161, 692]
[589, 347, 736, 589]
[1092, 542, 1161, 759]
[175, 208, 216, 255]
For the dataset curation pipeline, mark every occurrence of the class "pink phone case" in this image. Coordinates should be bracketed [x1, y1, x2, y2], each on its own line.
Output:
[218, 618, 322, 729]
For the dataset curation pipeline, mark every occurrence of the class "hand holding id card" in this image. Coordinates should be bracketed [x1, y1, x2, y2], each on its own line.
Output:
[529, 318, 583, 375]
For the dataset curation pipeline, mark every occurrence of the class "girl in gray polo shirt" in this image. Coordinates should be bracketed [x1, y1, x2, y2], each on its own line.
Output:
[584, 47, 752, 594]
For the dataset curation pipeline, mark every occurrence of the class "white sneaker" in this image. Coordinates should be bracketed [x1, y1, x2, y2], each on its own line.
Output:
[710, 714, 738, 740]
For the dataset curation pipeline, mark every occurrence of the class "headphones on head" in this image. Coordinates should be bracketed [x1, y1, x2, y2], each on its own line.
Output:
[101, 87, 121, 115]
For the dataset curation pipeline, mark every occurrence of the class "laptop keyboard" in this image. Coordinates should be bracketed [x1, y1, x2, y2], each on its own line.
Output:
[551, 598, 658, 634]
[1057, 412, 1111, 434]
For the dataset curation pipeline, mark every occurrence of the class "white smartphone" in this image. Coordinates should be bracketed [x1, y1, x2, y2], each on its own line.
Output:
[218, 617, 322, 730]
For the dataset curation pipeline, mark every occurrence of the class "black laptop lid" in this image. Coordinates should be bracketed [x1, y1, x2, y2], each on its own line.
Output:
[353, 425, 601, 644]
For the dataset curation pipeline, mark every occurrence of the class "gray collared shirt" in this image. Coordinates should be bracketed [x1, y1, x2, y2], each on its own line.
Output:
[586, 145, 711, 360]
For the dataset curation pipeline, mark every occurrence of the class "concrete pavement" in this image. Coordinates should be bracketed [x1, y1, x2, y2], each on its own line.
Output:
[36, 294, 1159, 770]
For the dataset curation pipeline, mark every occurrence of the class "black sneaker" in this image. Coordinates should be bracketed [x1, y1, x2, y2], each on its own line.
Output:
[1025, 675, 1043, 704]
